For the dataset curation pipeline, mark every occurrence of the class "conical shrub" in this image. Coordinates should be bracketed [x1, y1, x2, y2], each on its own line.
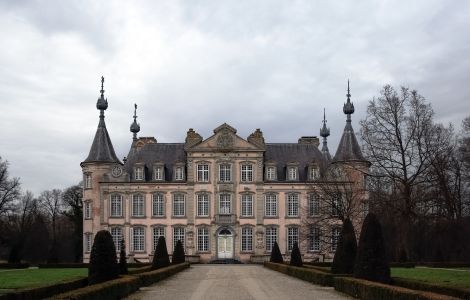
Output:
[270, 241, 283, 263]
[354, 213, 391, 283]
[88, 230, 119, 284]
[152, 236, 170, 269]
[119, 239, 128, 275]
[332, 218, 357, 274]
[290, 242, 303, 267]
[172, 240, 185, 264]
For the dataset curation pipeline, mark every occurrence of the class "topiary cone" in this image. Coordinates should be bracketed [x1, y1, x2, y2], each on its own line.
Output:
[332, 218, 357, 274]
[88, 230, 119, 284]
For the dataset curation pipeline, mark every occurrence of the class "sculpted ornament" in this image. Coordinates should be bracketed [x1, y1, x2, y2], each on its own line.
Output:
[216, 130, 234, 151]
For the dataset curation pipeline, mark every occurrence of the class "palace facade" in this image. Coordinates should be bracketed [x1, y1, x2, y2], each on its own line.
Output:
[81, 78, 369, 263]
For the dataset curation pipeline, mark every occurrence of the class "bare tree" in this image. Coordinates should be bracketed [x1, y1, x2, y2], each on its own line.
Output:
[39, 189, 62, 263]
[0, 157, 21, 216]
[62, 184, 83, 262]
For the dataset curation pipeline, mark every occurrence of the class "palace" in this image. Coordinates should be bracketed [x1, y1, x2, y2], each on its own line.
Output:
[81, 77, 369, 263]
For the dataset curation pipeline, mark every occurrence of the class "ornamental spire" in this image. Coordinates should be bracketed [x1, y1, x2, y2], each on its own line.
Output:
[96, 76, 108, 127]
[320, 108, 331, 161]
[343, 79, 355, 122]
[130, 103, 140, 140]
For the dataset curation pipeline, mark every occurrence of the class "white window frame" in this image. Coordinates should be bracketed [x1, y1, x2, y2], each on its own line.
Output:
[134, 166, 144, 180]
[331, 227, 341, 252]
[131, 226, 145, 252]
[287, 193, 299, 217]
[309, 193, 320, 216]
[84, 201, 92, 219]
[310, 166, 319, 180]
[152, 193, 165, 217]
[287, 166, 298, 181]
[241, 194, 253, 217]
[240, 164, 253, 182]
[197, 227, 209, 252]
[287, 227, 299, 251]
[219, 164, 232, 182]
[265, 194, 278, 217]
[154, 166, 164, 181]
[309, 226, 321, 252]
[152, 226, 165, 252]
[332, 193, 342, 217]
[173, 227, 185, 251]
[84, 174, 92, 189]
[175, 166, 184, 181]
[197, 164, 210, 182]
[266, 166, 276, 181]
[241, 227, 253, 252]
[111, 227, 123, 251]
[197, 193, 209, 217]
[132, 194, 145, 217]
[110, 194, 123, 217]
[84, 233, 93, 252]
[265, 227, 278, 252]
[219, 194, 232, 215]
[173, 193, 186, 217]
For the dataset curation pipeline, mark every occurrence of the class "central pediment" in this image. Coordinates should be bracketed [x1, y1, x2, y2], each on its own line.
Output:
[187, 123, 264, 152]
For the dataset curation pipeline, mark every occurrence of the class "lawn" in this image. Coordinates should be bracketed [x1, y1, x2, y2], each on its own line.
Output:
[0, 268, 87, 290]
[391, 267, 470, 289]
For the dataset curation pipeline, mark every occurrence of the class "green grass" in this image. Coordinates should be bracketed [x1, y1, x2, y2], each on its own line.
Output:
[0, 268, 87, 290]
[391, 267, 470, 289]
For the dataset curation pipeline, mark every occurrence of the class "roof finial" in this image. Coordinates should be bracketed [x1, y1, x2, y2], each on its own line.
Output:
[130, 103, 140, 140]
[100, 76, 105, 97]
[320, 108, 331, 161]
[96, 76, 108, 127]
[343, 79, 354, 122]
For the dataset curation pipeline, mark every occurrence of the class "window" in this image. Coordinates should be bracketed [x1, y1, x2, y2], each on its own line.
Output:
[266, 166, 276, 181]
[152, 226, 165, 252]
[241, 194, 253, 217]
[173, 227, 185, 251]
[219, 164, 232, 182]
[241, 164, 253, 182]
[84, 233, 93, 252]
[265, 194, 277, 217]
[197, 227, 209, 252]
[362, 201, 369, 218]
[175, 166, 184, 181]
[132, 194, 145, 217]
[111, 227, 123, 251]
[309, 193, 320, 216]
[309, 227, 321, 251]
[84, 174, 92, 188]
[287, 227, 299, 251]
[310, 166, 319, 180]
[84, 202, 92, 219]
[134, 167, 144, 180]
[173, 194, 185, 217]
[265, 227, 278, 252]
[152, 193, 164, 217]
[241, 227, 253, 252]
[132, 227, 145, 252]
[287, 193, 299, 217]
[154, 166, 164, 181]
[197, 194, 209, 217]
[288, 167, 297, 181]
[331, 193, 342, 217]
[219, 194, 231, 215]
[197, 164, 209, 182]
[331, 227, 341, 251]
[110, 194, 123, 217]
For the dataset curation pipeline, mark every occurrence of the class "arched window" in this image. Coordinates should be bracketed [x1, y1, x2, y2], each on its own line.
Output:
[287, 193, 299, 217]
[132, 194, 145, 217]
[152, 193, 164, 217]
[265, 194, 277, 217]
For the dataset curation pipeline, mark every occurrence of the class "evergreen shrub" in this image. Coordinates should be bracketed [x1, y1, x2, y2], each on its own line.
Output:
[152, 236, 170, 269]
[88, 230, 119, 285]
[119, 239, 128, 275]
[332, 218, 357, 274]
[172, 240, 185, 264]
[290, 242, 303, 267]
[270, 241, 283, 263]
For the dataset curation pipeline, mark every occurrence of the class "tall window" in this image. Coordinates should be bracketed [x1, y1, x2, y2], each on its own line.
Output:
[219, 164, 232, 182]
[110, 194, 122, 217]
[265, 194, 277, 217]
[265, 227, 278, 252]
[132, 227, 145, 252]
[241, 194, 253, 217]
[266, 166, 276, 181]
[173, 194, 185, 217]
[331, 227, 341, 251]
[197, 194, 209, 217]
[84, 202, 92, 219]
[152, 226, 165, 252]
[241, 164, 253, 182]
[241, 227, 253, 252]
[197, 227, 209, 252]
[132, 194, 145, 217]
[287, 227, 299, 251]
[331, 193, 342, 217]
[84, 233, 93, 252]
[175, 166, 184, 181]
[152, 193, 164, 217]
[154, 166, 164, 181]
[84, 174, 92, 188]
[197, 164, 209, 182]
[309, 227, 320, 251]
[134, 167, 144, 180]
[309, 193, 320, 216]
[288, 167, 297, 181]
[173, 227, 185, 251]
[111, 227, 123, 251]
[310, 167, 319, 180]
[219, 194, 231, 215]
[287, 193, 299, 217]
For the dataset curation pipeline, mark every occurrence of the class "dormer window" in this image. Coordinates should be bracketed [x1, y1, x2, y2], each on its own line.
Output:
[154, 165, 164, 181]
[134, 166, 144, 180]
[266, 166, 276, 181]
[84, 174, 92, 189]
[287, 166, 298, 181]
[309, 165, 320, 180]
[175, 166, 184, 181]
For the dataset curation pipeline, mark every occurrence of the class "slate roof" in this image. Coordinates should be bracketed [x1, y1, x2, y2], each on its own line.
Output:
[83, 118, 120, 164]
[332, 122, 366, 162]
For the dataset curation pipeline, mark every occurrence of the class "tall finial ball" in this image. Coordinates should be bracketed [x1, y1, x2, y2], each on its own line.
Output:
[96, 76, 108, 111]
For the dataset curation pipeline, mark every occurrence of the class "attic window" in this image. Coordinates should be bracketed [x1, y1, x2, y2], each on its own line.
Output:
[287, 166, 298, 181]
[154, 165, 164, 181]
[266, 166, 276, 181]
[175, 166, 184, 181]
[309, 165, 320, 180]
[134, 166, 144, 180]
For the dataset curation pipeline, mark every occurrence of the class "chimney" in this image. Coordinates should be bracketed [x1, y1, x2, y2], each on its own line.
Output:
[298, 136, 320, 147]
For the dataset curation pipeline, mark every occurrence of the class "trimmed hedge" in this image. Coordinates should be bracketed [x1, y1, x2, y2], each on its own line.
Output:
[0, 263, 29, 269]
[392, 277, 470, 299]
[306, 262, 332, 267]
[0, 277, 88, 300]
[303, 264, 331, 273]
[46, 263, 190, 300]
[38, 263, 151, 268]
[334, 277, 460, 300]
[264, 262, 337, 286]
[128, 265, 153, 275]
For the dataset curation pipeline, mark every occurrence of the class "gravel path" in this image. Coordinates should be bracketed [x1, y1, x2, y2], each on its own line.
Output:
[126, 264, 351, 300]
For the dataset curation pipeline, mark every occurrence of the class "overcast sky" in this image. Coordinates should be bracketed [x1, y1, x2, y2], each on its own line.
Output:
[1, 1, 469, 195]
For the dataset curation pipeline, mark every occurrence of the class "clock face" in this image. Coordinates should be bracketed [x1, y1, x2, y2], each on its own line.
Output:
[111, 166, 122, 177]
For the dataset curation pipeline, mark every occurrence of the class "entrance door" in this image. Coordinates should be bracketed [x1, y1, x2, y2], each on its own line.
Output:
[217, 229, 233, 259]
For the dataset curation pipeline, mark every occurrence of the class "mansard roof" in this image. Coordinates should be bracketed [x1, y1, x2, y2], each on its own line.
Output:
[332, 122, 365, 162]
[83, 118, 120, 164]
